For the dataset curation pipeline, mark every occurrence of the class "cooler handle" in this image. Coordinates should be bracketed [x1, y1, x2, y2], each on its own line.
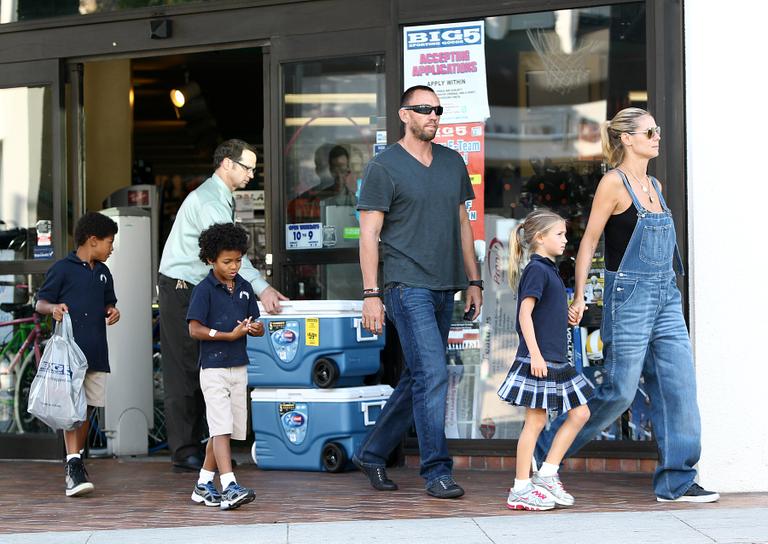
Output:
[361, 400, 386, 426]
[353, 318, 378, 343]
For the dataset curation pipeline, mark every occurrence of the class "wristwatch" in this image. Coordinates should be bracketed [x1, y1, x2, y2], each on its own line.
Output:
[468, 280, 484, 290]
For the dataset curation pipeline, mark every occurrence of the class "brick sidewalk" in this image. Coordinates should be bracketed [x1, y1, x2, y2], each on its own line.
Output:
[1, 458, 765, 535]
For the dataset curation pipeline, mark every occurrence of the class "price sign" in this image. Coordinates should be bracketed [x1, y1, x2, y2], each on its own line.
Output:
[286, 223, 322, 250]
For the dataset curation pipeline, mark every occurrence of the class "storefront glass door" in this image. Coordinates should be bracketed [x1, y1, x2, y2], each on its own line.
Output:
[0, 59, 65, 457]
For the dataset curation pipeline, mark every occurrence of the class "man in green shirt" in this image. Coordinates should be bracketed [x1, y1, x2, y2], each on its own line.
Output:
[159, 139, 287, 471]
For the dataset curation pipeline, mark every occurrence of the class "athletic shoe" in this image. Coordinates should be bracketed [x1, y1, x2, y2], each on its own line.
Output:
[191, 481, 222, 507]
[657, 483, 720, 503]
[425, 475, 465, 499]
[532, 472, 575, 506]
[65, 458, 95, 497]
[506, 483, 555, 511]
[220, 482, 255, 510]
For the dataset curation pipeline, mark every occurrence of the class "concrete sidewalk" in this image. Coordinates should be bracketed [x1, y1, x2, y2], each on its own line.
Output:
[2, 507, 766, 544]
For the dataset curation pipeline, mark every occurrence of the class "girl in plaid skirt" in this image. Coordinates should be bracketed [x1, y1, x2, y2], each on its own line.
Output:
[498, 209, 594, 511]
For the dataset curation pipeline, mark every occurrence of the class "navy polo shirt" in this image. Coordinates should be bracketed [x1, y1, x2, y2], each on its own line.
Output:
[515, 254, 569, 363]
[186, 270, 260, 369]
[37, 251, 118, 372]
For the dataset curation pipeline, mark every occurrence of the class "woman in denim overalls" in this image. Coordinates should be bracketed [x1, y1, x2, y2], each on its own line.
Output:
[535, 108, 719, 503]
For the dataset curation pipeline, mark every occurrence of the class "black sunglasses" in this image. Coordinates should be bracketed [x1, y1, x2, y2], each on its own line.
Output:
[400, 104, 444, 116]
[627, 126, 661, 139]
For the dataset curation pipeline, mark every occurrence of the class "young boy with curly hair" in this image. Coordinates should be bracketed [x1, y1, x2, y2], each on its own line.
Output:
[186, 222, 264, 510]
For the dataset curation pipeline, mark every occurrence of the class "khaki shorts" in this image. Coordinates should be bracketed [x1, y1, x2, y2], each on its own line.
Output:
[200, 366, 248, 440]
[83, 371, 107, 407]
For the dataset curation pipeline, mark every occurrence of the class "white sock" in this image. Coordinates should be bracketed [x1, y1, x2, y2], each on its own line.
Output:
[66, 453, 81, 462]
[220, 472, 236, 489]
[197, 469, 216, 485]
[513, 478, 531, 492]
[539, 462, 559, 477]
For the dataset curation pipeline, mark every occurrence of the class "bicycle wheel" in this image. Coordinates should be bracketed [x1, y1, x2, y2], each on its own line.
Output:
[13, 346, 52, 434]
[148, 351, 167, 452]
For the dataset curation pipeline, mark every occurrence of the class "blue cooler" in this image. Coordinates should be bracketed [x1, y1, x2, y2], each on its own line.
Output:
[250, 385, 393, 472]
[247, 300, 385, 388]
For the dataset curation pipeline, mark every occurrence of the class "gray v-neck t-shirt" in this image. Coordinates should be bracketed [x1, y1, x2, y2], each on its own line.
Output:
[357, 142, 475, 291]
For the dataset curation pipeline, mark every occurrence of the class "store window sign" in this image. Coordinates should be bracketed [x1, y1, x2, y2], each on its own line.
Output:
[403, 20, 490, 124]
[286, 223, 321, 250]
[433, 122, 485, 260]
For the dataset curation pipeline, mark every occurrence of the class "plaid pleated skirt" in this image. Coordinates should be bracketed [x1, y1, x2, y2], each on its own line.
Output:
[497, 356, 594, 414]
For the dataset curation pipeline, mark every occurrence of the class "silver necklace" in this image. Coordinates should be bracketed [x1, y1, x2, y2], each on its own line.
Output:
[627, 170, 654, 204]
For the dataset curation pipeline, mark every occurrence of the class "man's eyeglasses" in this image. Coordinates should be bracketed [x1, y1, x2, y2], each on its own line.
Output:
[231, 158, 256, 174]
[400, 104, 444, 116]
[627, 126, 661, 139]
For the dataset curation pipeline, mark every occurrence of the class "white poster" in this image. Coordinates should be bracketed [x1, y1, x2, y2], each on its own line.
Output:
[403, 21, 490, 124]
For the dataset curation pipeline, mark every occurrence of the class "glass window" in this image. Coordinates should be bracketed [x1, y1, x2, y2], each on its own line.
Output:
[0, 272, 53, 435]
[283, 263, 363, 301]
[0, 86, 54, 261]
[283, 56, 386, 252]
[449, 4, 647, 441]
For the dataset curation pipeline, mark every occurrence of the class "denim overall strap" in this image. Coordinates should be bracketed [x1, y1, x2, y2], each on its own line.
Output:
[649, 176, 685, 275]
[614, 169, 647, 214]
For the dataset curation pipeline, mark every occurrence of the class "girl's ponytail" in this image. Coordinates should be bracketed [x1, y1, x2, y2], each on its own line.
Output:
[508, 223, 526, 288]
[508, 208, 566, 289]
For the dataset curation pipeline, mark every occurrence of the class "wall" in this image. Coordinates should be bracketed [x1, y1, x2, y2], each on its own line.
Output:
[685, 0, 768, 492]
[84, 59, 132, 213]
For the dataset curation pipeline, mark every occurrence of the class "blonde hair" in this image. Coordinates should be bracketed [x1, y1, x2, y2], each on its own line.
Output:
[508, 208, 566, 288]
[600, 107, 651, 167]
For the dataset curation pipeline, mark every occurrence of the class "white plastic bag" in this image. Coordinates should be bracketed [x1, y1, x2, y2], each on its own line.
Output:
[27, 313, 88, 430]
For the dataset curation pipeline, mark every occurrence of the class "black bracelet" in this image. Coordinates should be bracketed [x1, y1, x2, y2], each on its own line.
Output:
[468, 280, 484, 290]
[362, 291, 383, 299]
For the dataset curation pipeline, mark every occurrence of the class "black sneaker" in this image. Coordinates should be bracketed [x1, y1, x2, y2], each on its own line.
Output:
[65, 458, 94, 497]
[352, 455, 398, 491]
[657, 483, 720, 503]
[191, 481, 222, 507]
[426, 475, 464, 499]
[220, 482, 255, 510]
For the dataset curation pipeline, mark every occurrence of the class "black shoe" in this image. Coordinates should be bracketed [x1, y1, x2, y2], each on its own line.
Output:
[65, 458, 94, 497]
[352, 455, 398, 491]
[657, 483, 720, 503]
[172, 454, 204, 472]
[426, 475, 464, 499]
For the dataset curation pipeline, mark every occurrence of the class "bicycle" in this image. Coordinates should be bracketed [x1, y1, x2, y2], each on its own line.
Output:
[0, 300, 52, 434]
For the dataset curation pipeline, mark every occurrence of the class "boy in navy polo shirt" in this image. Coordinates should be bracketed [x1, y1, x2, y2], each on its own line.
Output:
[36, 211, 120, 497]
[186, 223, 263, 510]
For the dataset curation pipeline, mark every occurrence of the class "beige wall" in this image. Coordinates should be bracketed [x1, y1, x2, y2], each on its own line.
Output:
[84, 59, 132, 212]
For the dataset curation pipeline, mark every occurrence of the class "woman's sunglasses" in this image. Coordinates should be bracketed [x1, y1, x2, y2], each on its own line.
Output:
[627, 126, 661, 139]
[400, 104, 444, 116]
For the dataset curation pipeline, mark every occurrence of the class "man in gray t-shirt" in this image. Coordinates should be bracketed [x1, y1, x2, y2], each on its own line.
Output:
[353, 85, 483, 499]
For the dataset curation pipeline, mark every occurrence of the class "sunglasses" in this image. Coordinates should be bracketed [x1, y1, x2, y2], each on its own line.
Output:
[400, 104, 444, 116]
[627, 126, 661, 139]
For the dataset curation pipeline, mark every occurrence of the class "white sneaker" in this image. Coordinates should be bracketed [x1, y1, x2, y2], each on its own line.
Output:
[506, 483, 555, 511]
[532, 472, 575, 506]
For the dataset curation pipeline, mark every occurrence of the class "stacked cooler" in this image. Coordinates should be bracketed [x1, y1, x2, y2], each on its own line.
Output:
[246, 300, 391, 472]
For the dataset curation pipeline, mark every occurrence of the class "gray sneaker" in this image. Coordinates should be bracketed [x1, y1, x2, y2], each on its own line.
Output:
[506, 483, 555, 511]
[532, 472, 575, 506]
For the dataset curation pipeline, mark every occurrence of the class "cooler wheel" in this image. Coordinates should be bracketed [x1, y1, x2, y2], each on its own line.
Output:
[250, 441, 258, 466]
[321, 442, 347, 473]
[312, 357, 339, 388]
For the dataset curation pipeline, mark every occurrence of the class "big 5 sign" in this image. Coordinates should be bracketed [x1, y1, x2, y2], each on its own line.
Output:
[405, 25, 483, 49]
[403, 20, 490, 124]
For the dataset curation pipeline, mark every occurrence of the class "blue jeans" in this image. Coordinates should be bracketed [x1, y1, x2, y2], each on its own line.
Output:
[356, 286, 454, 485]
[536, 271, 701, 499]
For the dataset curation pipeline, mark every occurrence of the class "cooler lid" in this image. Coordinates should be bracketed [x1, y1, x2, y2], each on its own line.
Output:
[250, 384, 393, 403]
[257, 299, 363, 317]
